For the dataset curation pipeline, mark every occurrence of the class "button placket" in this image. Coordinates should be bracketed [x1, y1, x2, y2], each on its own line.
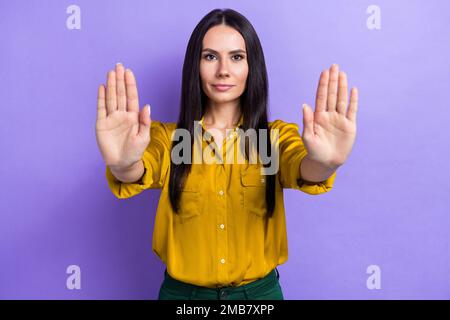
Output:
[215, 166, 228, 284]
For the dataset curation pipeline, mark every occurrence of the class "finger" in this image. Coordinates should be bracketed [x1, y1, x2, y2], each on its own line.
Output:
[97, 84, 107, 120]
[346, 87, 359, 122]
[315, 70, 329, 113]
[138, 105, 152, 138]
[327, 64, 339, 112]
[125, 68, 139, 113]
[106, 70, 117, 114]
[302, 103, 314, 137]
[336, 71, 348, 115]
[115, 63, 127, 111]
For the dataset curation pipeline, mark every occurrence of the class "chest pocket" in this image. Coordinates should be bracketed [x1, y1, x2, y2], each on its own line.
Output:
[241, 168, 267, 217]
[176, 179, 201, 224]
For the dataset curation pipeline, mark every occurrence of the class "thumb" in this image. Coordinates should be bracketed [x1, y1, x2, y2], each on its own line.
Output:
[302, 103, 314, 136]
[138, 104, 151, 138]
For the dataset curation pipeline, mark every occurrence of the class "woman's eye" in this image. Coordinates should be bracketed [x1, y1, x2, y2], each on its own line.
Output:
[233, 55, 244, 61]
[204, 54, 216, 60]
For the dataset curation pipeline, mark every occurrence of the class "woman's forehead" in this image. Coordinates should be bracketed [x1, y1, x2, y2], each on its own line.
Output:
[203, 25, 246, 51]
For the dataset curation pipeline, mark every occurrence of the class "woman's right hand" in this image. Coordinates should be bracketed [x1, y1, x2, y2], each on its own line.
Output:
[95, 63, 151, 171]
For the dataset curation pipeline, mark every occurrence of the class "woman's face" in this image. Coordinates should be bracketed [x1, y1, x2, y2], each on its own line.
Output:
[200, 24, 249, 106]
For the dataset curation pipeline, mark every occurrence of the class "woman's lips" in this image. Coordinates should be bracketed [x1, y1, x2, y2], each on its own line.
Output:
[212, 85, 234, 92]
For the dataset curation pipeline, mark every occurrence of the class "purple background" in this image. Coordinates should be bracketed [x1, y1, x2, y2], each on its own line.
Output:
[1, 0, 449, 299]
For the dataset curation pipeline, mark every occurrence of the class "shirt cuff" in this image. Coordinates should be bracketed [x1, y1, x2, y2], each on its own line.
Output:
[105, 157, 152, 199]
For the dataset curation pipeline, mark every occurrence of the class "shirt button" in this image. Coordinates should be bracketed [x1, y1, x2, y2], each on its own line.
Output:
[219, 224, 225, 230]
[220, 258, 226, 264]
[218, 190, 224, 196]
[261, 178, 265, 183]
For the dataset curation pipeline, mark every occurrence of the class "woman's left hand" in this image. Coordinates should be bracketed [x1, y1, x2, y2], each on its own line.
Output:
[301, 63, 359, 169]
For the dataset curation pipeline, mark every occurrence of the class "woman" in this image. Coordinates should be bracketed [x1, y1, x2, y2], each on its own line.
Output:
[95, 8, 358, 300]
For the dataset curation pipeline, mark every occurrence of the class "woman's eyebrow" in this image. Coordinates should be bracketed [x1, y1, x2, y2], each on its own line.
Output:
[202, 48, 246, 54]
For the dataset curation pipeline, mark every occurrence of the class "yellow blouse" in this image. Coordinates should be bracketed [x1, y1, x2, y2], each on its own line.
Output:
[105, 115, 337, 288]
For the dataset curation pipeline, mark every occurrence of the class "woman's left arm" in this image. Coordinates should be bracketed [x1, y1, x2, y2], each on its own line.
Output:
[299, 63, 359, 182]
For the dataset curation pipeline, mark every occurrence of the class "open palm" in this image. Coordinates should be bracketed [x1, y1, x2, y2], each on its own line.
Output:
[302, 64, 359, 168]
[95, 63, 151, 170]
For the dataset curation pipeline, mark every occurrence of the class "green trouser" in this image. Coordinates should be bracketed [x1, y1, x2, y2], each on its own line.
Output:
[158, 268, 284, 300]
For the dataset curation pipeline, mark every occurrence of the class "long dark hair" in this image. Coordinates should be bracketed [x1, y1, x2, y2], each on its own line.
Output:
[169, 8, 276, 218]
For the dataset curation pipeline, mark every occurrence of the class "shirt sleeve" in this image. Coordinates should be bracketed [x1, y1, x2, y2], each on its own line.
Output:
[105, 120, 172, 199]
[272, 119, 336, 195]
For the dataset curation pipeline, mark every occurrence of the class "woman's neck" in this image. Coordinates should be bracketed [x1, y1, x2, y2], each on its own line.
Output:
[203, 102, 242, 129]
